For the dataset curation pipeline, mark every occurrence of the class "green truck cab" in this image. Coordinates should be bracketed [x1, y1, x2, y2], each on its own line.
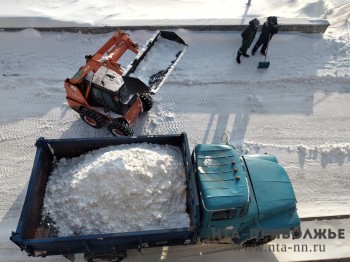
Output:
[193, 143, 301, 246]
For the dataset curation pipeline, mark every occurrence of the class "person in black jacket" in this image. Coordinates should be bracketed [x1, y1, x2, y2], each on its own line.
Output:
[236, 18, 260, 64]
[251, 16, 279, 56]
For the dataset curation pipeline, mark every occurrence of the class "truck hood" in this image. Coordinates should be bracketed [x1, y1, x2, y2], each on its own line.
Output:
[194, 144, 249, 211]
[242, 155, 297, 218]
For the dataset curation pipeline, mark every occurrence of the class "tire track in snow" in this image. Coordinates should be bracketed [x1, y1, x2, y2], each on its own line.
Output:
[147, 77, 350, 205]
[166, 75, 350, 88]
[22, 94, 63, 105]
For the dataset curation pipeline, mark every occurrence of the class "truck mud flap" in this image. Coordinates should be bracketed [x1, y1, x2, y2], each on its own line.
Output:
[125, 31, 188, 94]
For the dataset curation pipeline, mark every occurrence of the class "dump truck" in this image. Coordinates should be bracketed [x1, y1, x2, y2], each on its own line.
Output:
[64, 30, 187, 136]
[11, 133, 301, 261]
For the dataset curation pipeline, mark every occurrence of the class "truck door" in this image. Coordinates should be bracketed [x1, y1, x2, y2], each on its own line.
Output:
[205, 209, 240, 239]
[238, 219, 262, 244]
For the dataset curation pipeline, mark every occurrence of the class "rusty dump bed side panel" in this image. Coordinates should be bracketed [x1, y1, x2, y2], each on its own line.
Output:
[10, 133, 199, 257]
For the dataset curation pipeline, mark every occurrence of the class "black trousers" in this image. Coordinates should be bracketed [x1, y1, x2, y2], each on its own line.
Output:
[252, 36, 271, 53]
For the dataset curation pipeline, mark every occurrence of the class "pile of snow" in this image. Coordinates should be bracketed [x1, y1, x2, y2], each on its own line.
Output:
[42, 143, 190, 237]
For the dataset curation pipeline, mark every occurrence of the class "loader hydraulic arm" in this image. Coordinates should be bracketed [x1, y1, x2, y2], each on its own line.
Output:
[68, 31, 140, 86]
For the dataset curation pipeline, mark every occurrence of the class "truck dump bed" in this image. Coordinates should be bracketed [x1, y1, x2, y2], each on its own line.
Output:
[11, 133, 199, 258]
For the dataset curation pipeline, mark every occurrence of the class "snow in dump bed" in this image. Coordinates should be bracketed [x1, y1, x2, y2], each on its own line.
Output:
[42, 143, 190, 237]
[129, 35, 185, 88]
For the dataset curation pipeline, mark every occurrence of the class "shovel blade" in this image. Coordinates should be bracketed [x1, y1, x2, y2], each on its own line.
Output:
[257, 61, 270, 69]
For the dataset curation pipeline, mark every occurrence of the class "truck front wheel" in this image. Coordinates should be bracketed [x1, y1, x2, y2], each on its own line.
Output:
[241, 235, 275, 247]
[292, 227, 302, 239]
[84, 250, 127, 262]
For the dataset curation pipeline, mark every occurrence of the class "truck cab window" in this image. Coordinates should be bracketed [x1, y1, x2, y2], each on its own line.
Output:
[211, 209, 236, 221]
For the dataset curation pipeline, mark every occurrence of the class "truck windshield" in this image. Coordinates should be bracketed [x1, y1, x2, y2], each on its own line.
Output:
[211, 209, 236, 221]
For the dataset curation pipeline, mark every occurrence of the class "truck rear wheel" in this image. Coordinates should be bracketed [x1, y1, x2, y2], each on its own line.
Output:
[84, 250, 127, 262]
[139, 93, 153, 112]
[79, 108, 106, 128]
[107, 119, 134, 136]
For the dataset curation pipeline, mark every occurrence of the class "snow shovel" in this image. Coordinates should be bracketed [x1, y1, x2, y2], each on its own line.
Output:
[257, 34, 271, 69]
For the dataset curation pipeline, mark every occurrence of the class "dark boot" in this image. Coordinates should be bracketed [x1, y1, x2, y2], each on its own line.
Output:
[236, 51, 241, 64]
[242, 52, 250, 58]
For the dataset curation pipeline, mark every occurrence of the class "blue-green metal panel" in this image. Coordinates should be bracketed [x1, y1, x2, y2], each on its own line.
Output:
[258, 208, 300, 233]
[194, 144, 249, 211]
[242, 155, 297, 219]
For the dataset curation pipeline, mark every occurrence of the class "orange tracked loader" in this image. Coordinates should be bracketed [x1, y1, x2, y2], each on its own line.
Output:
[64, 30, 187, 136]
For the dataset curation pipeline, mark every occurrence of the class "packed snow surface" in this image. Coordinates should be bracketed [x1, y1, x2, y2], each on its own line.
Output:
[42, 143, 190, 237]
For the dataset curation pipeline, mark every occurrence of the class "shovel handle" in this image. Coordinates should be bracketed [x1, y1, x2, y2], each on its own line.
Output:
[264, 33, 272, 62]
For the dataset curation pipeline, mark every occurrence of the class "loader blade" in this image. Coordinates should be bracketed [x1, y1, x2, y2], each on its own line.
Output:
[122, 76, 150, 94]
[125, 31, 188, 94]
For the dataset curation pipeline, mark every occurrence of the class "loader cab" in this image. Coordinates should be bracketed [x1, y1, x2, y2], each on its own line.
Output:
[87, 66, 138, 115]
[88, 85, 135, 115]
[193, 144, 250, 239]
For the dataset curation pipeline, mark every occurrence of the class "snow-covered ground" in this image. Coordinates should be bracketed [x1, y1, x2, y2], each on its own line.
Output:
[1, 0, 350, 261]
